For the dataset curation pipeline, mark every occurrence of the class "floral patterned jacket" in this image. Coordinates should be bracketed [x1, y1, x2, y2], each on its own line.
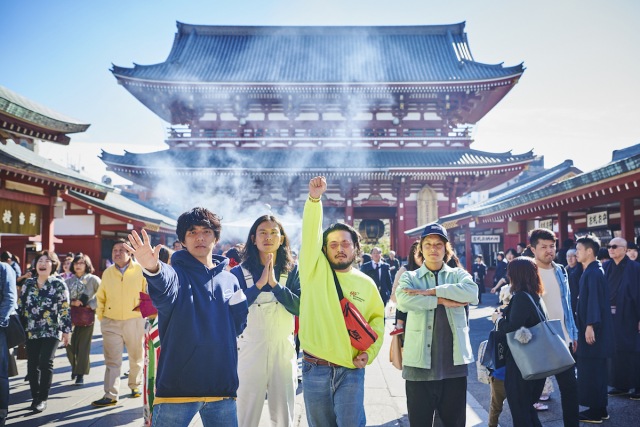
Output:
[19, 276, 72, 340]
[65, 274, 101, 310]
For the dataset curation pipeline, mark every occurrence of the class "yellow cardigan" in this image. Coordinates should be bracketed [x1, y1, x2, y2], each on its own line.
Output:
[96, 261, 147, 321]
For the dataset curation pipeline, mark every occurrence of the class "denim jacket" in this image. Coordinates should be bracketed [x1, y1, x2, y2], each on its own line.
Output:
[396, 263, 479, 368]
[0, 263, 17, 327]
[551, 262, 578, 341]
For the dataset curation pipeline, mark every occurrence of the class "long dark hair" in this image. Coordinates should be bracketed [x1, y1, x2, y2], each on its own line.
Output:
[406, 240, 422, 271]
[241, 215, 294, 273]
[507, 257, 544, 296]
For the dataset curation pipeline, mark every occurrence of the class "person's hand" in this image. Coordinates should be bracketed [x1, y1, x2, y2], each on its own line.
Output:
[402, 288, 436, 296]
[585, 325, 595, 345]
[256, 253, 277, 289]
[573, 339, 578, 353]
[61, 333, 70, 347]
[124, 229, 162, 273]
[490, 287, 498, 294]
[437, 297, 468, 308]
[71, 300, 83, 307]
[309, 176, 327, 199]
[491, 309, 503, 323]
[353, 352, 369, 369]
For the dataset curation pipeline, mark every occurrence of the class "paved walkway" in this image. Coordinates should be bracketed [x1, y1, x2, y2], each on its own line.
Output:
[6, 296, 640, 426]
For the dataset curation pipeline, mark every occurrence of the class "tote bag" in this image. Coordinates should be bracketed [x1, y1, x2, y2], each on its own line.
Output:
[506, 292, 574, 380]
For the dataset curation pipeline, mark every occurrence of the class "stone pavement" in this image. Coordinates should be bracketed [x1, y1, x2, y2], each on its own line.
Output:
[6, 296, 640, 426]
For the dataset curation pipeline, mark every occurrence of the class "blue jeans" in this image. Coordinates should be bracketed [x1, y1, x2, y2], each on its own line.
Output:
[0, 328, 8, 411]
[152, 398, 237, 427]
[302, 359, 366, 427]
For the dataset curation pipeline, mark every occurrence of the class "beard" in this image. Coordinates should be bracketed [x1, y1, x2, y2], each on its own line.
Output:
[327, 254, 356, 270]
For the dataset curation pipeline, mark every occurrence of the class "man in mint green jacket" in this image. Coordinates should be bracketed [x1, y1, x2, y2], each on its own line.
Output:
[396, 223, 478, 427]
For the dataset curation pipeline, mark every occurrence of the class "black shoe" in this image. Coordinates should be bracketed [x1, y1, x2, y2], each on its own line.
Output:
[91, 397, 117, 407]
[579, 409, 603, 424]
[74, 375, 84, 386]
[630, 392, 640, 400]
[71, 373, 76, 380]
[608, 388, 628, 396]
[29, 400, 39, 411]
[34, 400, 47, 412]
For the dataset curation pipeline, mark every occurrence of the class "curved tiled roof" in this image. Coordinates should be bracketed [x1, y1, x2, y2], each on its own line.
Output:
[112, 22, 524, 84]
[100, 148, 534, 173]
[0, 85, 89, 133]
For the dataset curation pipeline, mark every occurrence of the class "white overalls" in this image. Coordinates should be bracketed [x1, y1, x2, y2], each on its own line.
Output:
[236, 266, 297, 427]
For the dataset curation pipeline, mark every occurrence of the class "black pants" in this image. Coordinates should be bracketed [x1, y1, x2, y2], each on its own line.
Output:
[505, 357, 544, 427]
[26, 337, 59, 401]
[406, 376, 466, 427]
[554, 364, 579, 427]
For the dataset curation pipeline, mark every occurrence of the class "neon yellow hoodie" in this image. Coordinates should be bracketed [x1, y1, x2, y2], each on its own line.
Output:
[299, 199, 385, 368]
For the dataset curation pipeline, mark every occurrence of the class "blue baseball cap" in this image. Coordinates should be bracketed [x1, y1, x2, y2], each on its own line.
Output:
[421, 223, 448, 242]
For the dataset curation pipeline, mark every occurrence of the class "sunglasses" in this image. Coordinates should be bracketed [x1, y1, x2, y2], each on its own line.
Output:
[606, 244, 626, 250]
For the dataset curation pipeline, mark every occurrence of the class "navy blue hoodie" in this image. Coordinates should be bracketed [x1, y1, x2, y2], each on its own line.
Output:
[145, 251, 248, 398]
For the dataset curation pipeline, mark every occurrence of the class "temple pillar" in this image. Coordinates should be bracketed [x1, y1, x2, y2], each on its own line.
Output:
[345, 198, 354, 226]
[42, 196, 56, 252]
[557, 211, 569, 243]
[620, 197, 635, 242]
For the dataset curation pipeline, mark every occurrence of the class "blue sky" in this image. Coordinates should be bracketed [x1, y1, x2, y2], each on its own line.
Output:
[1, 0, 639, 184]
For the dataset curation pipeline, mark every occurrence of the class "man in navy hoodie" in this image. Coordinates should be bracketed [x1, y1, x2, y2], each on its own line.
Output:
[125, 207, 249, 427]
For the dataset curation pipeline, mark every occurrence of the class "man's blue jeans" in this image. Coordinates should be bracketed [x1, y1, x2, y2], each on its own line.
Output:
[152, 398, 237, 427]
[0, 328, 8, 411]
[302, 359, 366, 427]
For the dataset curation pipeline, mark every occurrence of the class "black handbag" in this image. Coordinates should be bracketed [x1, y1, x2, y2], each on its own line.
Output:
[481, 326, 506, 370]
[6, 313, 26, 348]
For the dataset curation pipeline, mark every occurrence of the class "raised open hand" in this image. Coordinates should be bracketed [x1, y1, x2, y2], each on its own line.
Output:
[124, 229, 162, 273]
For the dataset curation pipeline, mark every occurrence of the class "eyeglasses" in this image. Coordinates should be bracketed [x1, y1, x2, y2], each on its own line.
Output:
[607, 245, 626, 250]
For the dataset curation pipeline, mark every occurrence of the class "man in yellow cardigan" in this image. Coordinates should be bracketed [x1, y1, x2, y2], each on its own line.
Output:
[92, 239, 147, 407]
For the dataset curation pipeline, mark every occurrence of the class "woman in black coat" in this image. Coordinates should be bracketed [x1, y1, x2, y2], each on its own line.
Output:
[493, 257, 546, 427]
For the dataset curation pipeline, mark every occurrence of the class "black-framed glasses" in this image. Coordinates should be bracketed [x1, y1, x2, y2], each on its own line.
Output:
[607, 244, 625, 250]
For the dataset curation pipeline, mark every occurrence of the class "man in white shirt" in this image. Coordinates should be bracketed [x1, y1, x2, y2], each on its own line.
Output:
[530, 228, 579, 427]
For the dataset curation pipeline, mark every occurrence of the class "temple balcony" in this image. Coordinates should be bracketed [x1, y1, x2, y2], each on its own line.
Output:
[166, 126, 473, 149]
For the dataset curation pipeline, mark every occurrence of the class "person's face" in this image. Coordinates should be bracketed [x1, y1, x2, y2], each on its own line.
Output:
[566, 253, 577, 267]
[627, 248, 638, 261]
[172, 241, 182, 250]
[608, 238, 627, 263]
[35, 256, 54, 276]
[505, 252, 515, 262]
[475, 256, 482, 264]
[63, 258, 72, 272]
[112, 243, 132, 268]
[517, 244, 524, 253]
[73, 258, 87, 276]
[420, 235, 446, 268]
[324, 230, 356, 271]
[371, 249, 382, 263]
[252, 220, 284, 255]
[533, 239, 556, 266]
[182, 225, 217, 264]
[575, 243, 590, 265]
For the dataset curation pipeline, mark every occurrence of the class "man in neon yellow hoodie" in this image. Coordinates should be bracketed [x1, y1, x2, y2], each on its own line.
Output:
[299, 176, 384, 427]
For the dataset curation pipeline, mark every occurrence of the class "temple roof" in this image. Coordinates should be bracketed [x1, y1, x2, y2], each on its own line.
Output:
[66, 190, 176, 233]
[0, 141, 110, 198]
[405, 159, 582, 233]
[101, 147, 533, 172]
[0, 85, 89, 145]
[111, 22, 524, 84]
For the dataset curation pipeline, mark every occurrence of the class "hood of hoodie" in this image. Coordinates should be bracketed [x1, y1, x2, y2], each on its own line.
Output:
[170, 250, 229, 275]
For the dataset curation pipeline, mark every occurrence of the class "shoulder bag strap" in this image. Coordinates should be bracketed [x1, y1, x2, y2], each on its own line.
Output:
[331, 269, 344, 300]
[521, 291, 547, 322]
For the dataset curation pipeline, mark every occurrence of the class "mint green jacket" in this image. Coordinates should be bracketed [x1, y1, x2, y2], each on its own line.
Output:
[396, 263, 478, 369]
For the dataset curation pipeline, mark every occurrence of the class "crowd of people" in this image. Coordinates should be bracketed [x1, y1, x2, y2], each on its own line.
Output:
[1, 177, 640, 427]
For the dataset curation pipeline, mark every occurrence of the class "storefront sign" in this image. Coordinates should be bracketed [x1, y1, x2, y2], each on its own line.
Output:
[539, 219, 553, 230]
[471, 235, 501, 243]
[0, 200, 41, 235]
[587, 211, 608, 228]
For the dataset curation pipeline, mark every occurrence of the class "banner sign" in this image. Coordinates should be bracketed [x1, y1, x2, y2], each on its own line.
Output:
[471, 235, 501, 243]
[0, 200, 41, 235]
[539, 219, 553, 230]
[587, 211, 608, 228]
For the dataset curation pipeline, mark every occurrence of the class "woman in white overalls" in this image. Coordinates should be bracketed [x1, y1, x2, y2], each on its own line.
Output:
[231, 215, 300, 427]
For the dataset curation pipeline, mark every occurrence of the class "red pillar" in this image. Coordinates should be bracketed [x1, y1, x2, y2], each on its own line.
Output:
[41, 197, 56, 252]
[620, 197, 635, 242]
[558, 211, 569, 244]
[465, 226, 472, 272]
[519, 220, 529, 245]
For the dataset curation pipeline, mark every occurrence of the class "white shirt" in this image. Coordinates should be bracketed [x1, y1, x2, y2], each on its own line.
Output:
[539, 266, 571, 345]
